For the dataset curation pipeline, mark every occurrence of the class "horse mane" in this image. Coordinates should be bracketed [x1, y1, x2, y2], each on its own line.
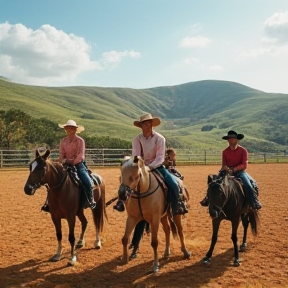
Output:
[45, 159, 66, 175]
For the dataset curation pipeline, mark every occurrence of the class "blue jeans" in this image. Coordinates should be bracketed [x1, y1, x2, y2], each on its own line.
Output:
[75, 162, 93, 193]
[156, 165, 179, 212]
[235, 171, 260, 206]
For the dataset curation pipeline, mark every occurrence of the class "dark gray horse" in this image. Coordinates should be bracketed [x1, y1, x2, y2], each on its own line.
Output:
[202, 173, 260, 266]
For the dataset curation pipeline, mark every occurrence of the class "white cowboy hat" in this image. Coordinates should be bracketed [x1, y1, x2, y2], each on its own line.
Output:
[133, 113, 161, 128]
[58, 119, 85, 133]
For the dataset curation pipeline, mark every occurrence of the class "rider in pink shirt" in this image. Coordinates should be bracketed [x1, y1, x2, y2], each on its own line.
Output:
[41, 120, 96, 212]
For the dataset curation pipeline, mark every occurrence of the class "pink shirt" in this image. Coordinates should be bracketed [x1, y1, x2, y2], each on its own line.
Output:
[222, 145, 248, 171]
[59, 134, 85, 165]
[132, 131, 165, 170]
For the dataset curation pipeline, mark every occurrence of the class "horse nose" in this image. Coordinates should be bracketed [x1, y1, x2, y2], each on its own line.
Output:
[24, 183, 35, 195]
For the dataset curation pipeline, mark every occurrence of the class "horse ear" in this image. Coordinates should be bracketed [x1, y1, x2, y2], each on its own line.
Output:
[36, 147, 50, 160]
[207, 174, 217, 184]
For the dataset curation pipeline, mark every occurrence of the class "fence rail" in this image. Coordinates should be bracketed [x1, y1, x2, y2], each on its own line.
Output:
[0, 149, 287, 168]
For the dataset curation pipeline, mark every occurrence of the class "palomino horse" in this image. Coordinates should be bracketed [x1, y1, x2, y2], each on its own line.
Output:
[118, 156, 191, 273]
[24, 149, 107, 266]
[202, 173, 260, 266]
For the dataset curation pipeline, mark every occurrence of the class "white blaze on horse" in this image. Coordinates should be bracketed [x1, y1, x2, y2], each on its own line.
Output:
[24, 148, 107, 266]
[118, 156, 191, 273]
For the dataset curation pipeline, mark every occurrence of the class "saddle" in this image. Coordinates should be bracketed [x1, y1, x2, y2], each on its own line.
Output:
[152, 169, 189, 214]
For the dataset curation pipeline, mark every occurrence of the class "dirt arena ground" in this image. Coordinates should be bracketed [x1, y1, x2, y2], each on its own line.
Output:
[0, 164, 288, 288]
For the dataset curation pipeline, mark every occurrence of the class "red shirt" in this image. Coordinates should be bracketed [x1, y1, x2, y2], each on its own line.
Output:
[222, 145, 248, 171]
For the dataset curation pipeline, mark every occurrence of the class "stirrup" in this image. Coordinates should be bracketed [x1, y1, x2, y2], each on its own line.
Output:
[200, 197, 209, 207]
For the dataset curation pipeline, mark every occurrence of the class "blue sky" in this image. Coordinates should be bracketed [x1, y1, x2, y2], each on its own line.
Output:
[1, 0, 288, 93]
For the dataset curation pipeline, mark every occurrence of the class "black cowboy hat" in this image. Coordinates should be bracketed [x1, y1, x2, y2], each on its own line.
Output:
[222, 130, 244, 140]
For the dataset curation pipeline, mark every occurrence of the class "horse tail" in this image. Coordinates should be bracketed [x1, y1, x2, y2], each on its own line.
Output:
[92, 182, 108, 234]
[248, 209, 260, 236]
[168, 211, 178, 239]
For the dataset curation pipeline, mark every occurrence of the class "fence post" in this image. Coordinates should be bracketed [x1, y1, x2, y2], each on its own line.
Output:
[204, 150, 207, 165]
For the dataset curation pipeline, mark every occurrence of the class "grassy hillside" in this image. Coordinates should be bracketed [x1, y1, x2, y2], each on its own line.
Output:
[1, 78, 287, 152]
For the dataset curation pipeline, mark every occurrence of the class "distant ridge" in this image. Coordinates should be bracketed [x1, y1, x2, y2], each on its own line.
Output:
[0, 78, 287, 152]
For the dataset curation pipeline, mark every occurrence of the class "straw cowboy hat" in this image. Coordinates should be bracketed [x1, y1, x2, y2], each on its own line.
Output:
[222, 130, 244, 140]
[58, 119, 85, 133]
[133, 113, 161, 128]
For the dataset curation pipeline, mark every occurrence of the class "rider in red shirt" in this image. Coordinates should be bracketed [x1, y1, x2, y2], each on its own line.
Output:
[200, 130, 262, 210]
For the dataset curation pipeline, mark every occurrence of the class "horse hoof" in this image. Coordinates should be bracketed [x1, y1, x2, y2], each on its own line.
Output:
[239, 243, 247, 252]
[94, 240, 101, 249]
[184, 251, 192, 259]
[233, 259, 241, 267]
[202, 257, 211, 264]
[129, 253, 137, 260]
[50, 254, 61, 262]
[76, 240, 85, 249]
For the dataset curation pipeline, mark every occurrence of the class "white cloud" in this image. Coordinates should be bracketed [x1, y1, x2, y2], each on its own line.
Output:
[101, 50, 141, 66]
[264, 11, 288, 44]
[0, 22, 141, 86]
[179, 35, 211, 48]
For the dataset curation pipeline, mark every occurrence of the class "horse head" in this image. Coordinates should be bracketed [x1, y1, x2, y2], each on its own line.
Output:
[24, 149, 51, 195]
[207, 175, 229, 219]
[118, 156, 150, 199]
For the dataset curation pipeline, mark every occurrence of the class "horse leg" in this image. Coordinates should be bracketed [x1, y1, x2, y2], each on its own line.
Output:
[76, 210, 88, 249]
[202, 219, 221, 264]
[239, 213, 249, 252]
[150, 220, 160, 273]
[50, 217, 63, 262]
[160, 216, 171, 260]
[231, 219, 241, 266]
[92, 191, 106, 249]
[173, 215, 191, 259]
[67, 217, 77, 266]
[122, 217, 137, 264]
[129, 220, 146, 260]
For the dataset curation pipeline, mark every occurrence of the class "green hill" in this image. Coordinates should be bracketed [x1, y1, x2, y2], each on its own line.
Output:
[1, 78, 287, 152]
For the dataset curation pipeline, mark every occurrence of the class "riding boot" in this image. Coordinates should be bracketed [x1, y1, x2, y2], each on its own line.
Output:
[41, 198, 50, 213]
[41, 204, 50, 213]
[113, 199, 125, 212]
[200, 196, 209, 207]
[251, 195, 262, 210]
[173, 199, 189, 215]
[87, 189, 96, 210]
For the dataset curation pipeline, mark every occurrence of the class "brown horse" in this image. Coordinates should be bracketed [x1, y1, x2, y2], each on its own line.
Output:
[118, 156, 191, 273]
[24, 149, 107, 266]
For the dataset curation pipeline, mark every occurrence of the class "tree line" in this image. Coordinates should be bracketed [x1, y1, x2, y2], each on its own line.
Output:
[0, 109, 132, 150]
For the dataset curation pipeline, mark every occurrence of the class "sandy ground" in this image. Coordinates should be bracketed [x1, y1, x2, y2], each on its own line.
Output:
[0, 164, 288, 288]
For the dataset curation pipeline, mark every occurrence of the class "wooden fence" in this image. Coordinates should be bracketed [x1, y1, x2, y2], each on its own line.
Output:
[0, 149, 287, 168]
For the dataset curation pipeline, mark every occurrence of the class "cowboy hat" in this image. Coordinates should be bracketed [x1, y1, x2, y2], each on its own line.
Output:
[133, 113, 161, 128]
[222, 130, 244, 140]
[58, 119, 85, 133]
